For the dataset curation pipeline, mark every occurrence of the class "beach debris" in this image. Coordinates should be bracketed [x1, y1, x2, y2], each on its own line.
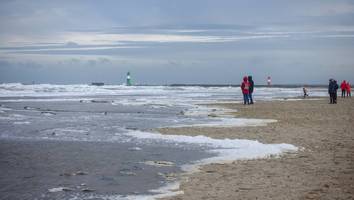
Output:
[128, 147, 142, 151]
[207, 113, 218, 117]
[81, 188, 95, 192]
[59, 172, 73, 177]
[91, 100, 110, 103]
[132, 165, 144, 170]
[103, 111, 108, 115]
[120, 170, 137, 176]
[157, 172, 178, 181]
[75, 171, 88, 175]
[59, 170, 88, 176]
[41, 111, 56, 116]
[23, 175, 35, 179]
[144, 160, 175, 167]
[48, 187, 74, 192]
[24, 106, 37, 110]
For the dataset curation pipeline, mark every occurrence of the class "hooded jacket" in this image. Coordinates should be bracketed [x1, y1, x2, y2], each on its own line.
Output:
[248, 76, 254, 93]
[329, 80, 339, 94]
[346, 82, 351, 92]
[340, 81, 347, 90]
[241, 76, 250, 94]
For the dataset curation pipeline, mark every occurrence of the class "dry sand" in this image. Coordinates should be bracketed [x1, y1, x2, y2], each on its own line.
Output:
[158, 97, 354, 200]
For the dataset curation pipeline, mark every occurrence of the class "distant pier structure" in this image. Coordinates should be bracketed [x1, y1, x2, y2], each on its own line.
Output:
[126, 72, 132, 86]
[267, 76, 272, 86]
[91, 82, 104, 86]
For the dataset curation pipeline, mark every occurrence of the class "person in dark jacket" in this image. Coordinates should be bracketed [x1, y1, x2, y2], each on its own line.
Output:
[248, 76, 254, 104]
[328, 79, 339, 104]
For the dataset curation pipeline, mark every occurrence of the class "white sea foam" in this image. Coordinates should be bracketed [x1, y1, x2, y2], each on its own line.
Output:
[118, 129, 297, 199]
[0, 83, 328, 100]
[13, 121, 31, 125]
[0, 114, 27, 121]
[170, 118, 277, 128]
[65, 181, 183, 200]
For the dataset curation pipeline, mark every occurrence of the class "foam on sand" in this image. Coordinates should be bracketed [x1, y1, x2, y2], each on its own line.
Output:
[170, 118, 277, 128]
[117, 129, 298, 199]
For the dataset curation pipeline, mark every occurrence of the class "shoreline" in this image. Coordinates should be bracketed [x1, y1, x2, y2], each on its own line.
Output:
[159, 97, 354, 199]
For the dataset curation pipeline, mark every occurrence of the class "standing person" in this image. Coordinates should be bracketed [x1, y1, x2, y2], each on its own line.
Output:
[346, 82, 351, 97]
[328, 79, 339, 104]
[333, 80, 339, 103]
[303, 87, 309, 98]
[340, 80, 347, 98]
[241, 76, 250, 105]
[248, 75, 254, 104]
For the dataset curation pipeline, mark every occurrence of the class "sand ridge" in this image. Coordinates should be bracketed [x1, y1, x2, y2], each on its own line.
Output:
[159, 97, 354, 200]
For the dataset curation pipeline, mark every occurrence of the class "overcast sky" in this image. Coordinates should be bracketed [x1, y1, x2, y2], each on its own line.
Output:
[1, 0, 354, 85]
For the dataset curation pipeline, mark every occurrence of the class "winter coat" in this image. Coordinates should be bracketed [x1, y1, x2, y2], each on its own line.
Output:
[241, 76, 250, 94]
[248, 76, 254, 93]
[328, 80, 339, 94]
[346, 83, 351, 92]
[340, 81, 347, 90]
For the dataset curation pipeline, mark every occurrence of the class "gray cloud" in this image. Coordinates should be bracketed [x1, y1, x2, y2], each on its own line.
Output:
[1, 0, 354, 84]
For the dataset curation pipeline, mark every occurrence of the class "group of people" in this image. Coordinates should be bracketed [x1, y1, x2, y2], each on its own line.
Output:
[328, 79, 351, 104]
[240, 76, 254, 105]
[340, 80, 351, 98]
[240, 77, 351, 105]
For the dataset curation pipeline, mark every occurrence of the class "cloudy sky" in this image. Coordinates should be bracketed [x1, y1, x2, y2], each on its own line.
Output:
[1, 0, 354, 85]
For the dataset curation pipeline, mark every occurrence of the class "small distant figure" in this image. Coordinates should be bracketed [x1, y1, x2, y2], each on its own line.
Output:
[267, 76, 271, 86]
[248, 76, 254, 104]
[328, 79, 339, 104]
[340, 80, 347, 98]
[346, 82, 351, 97]
[241, 76, 250, 105]
[303, 87, 309, 98]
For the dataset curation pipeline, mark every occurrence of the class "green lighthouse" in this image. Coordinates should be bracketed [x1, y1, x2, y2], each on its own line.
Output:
[126, 72, 132, 86]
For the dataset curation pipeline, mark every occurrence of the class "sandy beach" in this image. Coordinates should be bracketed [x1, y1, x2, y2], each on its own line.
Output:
[159, 97, 354, 200]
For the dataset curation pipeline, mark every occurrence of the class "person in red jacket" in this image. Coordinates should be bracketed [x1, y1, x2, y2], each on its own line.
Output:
[346, 82, 351, 97]
[241, 76, 250, 105]
[340, 80, 347, 98]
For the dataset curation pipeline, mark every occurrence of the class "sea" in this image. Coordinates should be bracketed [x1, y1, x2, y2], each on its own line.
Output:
[0, 83, 328, 200]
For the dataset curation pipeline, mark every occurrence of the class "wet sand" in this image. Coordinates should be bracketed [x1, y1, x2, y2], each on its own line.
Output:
[159, 97, 354, 200]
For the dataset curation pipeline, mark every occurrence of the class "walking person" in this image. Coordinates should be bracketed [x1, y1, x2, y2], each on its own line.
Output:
[241, 76, 250, 105]
[328, 79, 339, 104]
[248, 76, 254, 104]
[340, 80, 347, 98]
[303, 87, 309, 98]
[346, 82, 351, 97]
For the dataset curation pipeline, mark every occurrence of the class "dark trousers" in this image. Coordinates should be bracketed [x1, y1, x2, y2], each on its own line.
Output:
[243, 93, 250, 105]
[347, 91, 351, 97]
[330, 92, 337, 104]
[249, 92, 253, 104]
[341, 89, 346, 98]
